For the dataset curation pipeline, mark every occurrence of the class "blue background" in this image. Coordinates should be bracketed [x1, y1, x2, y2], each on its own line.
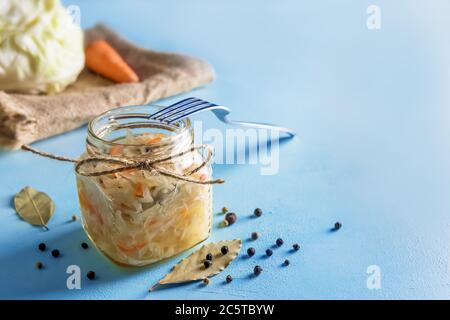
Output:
[0, 0, 449, 299]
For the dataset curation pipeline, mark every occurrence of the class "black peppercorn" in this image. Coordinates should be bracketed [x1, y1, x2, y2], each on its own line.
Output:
[35, 261, 43, 269]
[254, 265, 263, 275]
[293, 243, 300, 251]
[251, 232, 259, 240]
[204, 260, 212, 269]
[247, 247, 256, 257]
[225, 212, 237, 225]
[266, 249, 273, 257]
[87, 271, 96, 280]
[221, 246, 229, 255]
[226, 275, 233, 283]
[334, 222, 342, 231]
[254, 208, 263, 217]
[203, 278, 210, 285]
[284, 259, 290, 266]
[51, 249, 60, 258]
[206, 253, 213, 261]
[276, 238, 284, 247]
[81, 242, 89, 249]
[38, 243, 46, 251]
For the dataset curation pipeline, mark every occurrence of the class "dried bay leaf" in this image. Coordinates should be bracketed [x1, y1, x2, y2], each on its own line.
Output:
[14, 186, 55, 230]
[150, 239, 242, 291]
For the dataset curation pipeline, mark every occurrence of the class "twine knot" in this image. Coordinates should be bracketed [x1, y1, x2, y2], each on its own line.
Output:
[21, 144, 224, 185]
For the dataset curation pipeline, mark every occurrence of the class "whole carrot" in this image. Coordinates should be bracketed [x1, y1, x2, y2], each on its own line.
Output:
[85, 39, 139, 83]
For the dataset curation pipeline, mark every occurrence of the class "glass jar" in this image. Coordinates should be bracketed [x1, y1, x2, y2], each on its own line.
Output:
[75, 105, 213, 267]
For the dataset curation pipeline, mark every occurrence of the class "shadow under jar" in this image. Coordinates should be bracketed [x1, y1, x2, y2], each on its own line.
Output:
[76, 105, 213, 267]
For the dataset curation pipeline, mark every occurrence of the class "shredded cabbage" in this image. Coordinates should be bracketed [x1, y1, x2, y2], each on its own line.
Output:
[76, 133, 212, 266]
[0, 0, 84, 94]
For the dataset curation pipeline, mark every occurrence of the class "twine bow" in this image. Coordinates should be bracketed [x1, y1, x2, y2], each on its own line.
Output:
[21, 144, 224, 185]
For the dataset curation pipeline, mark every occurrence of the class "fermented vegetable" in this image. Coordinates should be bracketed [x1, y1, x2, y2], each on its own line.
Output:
[76, 132, 213, 266]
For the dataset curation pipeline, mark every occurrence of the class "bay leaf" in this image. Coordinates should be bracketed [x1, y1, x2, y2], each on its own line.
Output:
[150, 239, 242, 291]
[14, 186, 55, 230]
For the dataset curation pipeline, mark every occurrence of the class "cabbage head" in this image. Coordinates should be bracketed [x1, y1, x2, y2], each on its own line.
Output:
[0, 0, 84, 94]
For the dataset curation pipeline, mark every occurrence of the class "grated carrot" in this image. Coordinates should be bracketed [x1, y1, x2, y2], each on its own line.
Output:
[144, 133, 165, 145]
[134, 182, 144, 198]
[117, 241, 148, 254]
[78, 189, 103, 225]
[109, 145, 123, 156]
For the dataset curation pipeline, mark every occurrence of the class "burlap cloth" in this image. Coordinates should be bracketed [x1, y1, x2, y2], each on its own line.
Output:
[0, 24, 215, 149]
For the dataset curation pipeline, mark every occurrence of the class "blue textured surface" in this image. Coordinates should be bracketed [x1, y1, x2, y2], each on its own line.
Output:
[1, 0, 449, 299]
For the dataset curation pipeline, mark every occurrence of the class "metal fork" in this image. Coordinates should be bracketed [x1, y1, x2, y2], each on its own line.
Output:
[148, 97, 295, 138]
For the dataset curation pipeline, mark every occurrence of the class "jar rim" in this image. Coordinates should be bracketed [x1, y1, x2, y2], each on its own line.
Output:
[87, 104, 192, 149]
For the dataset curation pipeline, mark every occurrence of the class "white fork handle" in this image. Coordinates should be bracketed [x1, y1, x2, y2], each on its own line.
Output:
[211, 108, 296, 138]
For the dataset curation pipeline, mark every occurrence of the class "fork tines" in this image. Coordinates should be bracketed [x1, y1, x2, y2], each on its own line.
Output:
[148, 97, 217, 123]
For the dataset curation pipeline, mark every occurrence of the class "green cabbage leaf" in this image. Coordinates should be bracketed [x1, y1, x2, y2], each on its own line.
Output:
[0, 0, 84, 94]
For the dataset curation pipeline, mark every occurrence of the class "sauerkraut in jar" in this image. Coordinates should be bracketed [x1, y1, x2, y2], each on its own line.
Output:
[76, 105, 214, 266]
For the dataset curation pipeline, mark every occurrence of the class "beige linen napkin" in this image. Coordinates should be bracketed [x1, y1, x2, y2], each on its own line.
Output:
[0, 24, 215, 149]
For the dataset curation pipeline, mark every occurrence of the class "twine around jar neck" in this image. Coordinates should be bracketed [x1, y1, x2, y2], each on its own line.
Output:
[21, 144, 224, 185]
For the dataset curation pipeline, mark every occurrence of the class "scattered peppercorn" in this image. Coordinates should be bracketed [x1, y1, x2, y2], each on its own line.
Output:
[203, 278, 210, 285]
[221, 246, 229, 255]
[225, 212, 237, 225]
[276, 238, 284, 247]
[71, 214, 78, 222]
[254, 265, 263, 275]
[284, 259, 290, 266]
[266, 249, 273, 257]
[204, 260, 212, 269]
[51, 249, 60, 258]
[254, 208, 263, 217]
[225, 275, 233, 283]
[293, 243, 300, 251]
[247, 247, 256, 257]
[81, 242, 89, 249]
[87, 271, 96, 280]
[334, 222, 342, 231]
[251, 232, 259, 240]
[38, 243, 46, 251]
[206, 253, 213, 261]
[221, 207, 228, 214]
[35, 261, 43, 269]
